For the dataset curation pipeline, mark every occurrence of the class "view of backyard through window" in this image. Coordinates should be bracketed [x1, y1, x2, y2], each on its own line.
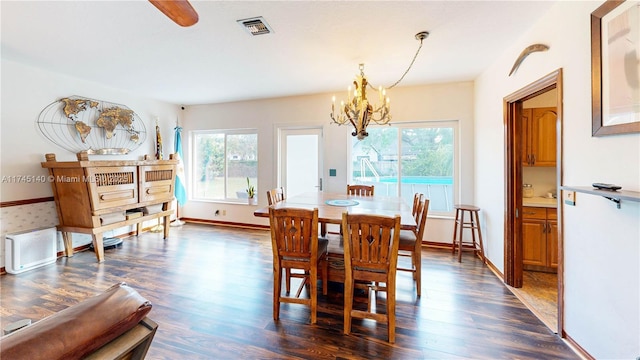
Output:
[192, 130, 258, 201]
[350, 124, 456, 214]
[191, 124, 455, 212]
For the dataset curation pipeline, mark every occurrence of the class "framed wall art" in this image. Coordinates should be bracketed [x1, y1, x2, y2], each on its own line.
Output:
[591, 0, 640, 136]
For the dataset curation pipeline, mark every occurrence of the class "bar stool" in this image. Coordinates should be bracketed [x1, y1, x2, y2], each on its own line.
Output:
[451, 204, 485, 263]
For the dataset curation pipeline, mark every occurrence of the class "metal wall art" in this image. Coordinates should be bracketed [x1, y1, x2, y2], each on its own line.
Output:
[37, 95, 147, 154]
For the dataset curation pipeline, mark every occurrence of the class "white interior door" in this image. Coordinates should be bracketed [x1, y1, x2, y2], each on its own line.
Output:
[279, 127, 323, 197]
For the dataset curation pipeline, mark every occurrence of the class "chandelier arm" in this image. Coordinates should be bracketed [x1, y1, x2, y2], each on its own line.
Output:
[331, 31, 428, 139]
[367, 34, 425, 91]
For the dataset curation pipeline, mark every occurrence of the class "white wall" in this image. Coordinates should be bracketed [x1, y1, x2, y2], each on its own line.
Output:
[0, 59, 179, 267]
[475, 2, 639, 359]
[182, 81, 475, 245]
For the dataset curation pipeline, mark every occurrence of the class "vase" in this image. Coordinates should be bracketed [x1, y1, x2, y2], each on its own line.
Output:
[248, 197, 257, 205]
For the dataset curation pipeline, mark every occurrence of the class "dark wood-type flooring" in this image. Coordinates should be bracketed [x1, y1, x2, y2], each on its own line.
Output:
[0, 223, 579, 359]
[509, 271, 558, 332]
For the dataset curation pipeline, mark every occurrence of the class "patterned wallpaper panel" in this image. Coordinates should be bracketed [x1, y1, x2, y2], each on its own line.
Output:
[1, 201, 58, 232]
[0, 200, 162, 269]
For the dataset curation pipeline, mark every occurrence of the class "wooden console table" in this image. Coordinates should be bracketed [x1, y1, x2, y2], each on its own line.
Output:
[42, 152, 178, 262]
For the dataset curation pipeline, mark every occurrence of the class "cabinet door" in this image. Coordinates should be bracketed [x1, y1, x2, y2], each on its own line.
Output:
[523, 219, 546, 266]
[86, 166, 138, 211]
[521, 108, 532, 166]
[139, 164, 175, 203]
[531, 107, 557, 167]
[547, 220, 558, 268]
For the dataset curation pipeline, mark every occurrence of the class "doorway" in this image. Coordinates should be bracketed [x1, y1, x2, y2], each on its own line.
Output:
[503, 69, 563, 334]
[278, 127, 323, 197]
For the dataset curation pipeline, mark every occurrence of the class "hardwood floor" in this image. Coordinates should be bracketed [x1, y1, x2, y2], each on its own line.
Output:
[0, 223, 579, 359]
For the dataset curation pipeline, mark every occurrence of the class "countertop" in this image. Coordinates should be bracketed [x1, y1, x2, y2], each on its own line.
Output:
[523, 196, 557, 208]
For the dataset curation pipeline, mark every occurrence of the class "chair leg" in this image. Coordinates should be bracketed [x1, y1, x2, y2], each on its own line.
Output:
[273, 266, 282, 321]
[414, 244, 422, 297]
[321, 256, 328, 296]
[458, 210, 465, 263]
[474, 210, 486, 263]
[470, 212, 478, 258]
[343, 276, 354, 335]
[310, 267, 317, 324]
[285, 268, 291, 294]
[387, 274, 396, 343]
[452, 208, 460, 255]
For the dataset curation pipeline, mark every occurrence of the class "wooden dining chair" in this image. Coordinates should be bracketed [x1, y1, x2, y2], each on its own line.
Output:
[341, 211, 401, 343]
[266, 187, 294, 291]
[322, 184, 376, 236]
[398, 197, 429, 297]
[266, 187, 285, 206]
[346, 184, 374, 196]
[268, 207, 328, 324]
[412, 193, 424, 217]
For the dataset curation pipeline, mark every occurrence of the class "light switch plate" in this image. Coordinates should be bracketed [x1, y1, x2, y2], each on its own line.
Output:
[563, 190, 576, 206]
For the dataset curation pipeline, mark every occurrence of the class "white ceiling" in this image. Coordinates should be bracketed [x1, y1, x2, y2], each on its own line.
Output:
[1, 1, 556, 105]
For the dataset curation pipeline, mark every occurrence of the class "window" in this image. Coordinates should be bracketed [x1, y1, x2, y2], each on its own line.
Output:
[192, 129, 258, 202]
[350, 122, 457, 215]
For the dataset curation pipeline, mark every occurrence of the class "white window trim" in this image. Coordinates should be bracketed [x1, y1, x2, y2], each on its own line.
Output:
[189, 128, 258, 203]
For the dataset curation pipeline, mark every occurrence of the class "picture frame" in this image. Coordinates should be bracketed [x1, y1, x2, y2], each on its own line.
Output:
[591, 0, 640, 136]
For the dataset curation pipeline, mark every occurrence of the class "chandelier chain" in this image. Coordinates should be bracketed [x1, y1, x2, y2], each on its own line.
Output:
[368, 35, 425, 91]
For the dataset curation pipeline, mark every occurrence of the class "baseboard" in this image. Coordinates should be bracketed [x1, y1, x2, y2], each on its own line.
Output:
[180, 218, 269, 230]
[562, 332, 595, 360]
[423, 241, 502, 277]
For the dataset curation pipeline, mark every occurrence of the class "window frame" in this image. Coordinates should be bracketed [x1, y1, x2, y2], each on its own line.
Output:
[347, 120, 459, 216]
[190, 128, 258, 203]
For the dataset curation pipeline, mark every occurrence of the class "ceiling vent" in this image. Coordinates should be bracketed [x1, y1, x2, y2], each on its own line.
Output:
[237, 16, 273, 36]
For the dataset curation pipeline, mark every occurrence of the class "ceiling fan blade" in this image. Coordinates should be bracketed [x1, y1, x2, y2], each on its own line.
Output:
[149, 0, 199, 27]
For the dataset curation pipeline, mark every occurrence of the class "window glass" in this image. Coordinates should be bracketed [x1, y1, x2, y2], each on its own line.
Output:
[192, 130, 257, 202]
[350, 123, 456, 215]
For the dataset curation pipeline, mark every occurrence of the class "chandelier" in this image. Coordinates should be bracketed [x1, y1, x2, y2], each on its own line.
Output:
[330, 31, 429, 140]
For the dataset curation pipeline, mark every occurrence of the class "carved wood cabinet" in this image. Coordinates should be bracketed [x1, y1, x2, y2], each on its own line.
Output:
[521, 107, 557, 167]
[42, 152, 178, 262]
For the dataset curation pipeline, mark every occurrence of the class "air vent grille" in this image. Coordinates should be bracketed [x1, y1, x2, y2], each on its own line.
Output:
[237, 17, 273, 36]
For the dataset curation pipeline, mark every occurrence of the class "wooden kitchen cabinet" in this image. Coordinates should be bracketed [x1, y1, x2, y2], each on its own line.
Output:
[521, 107, 557, 167]
[522, 206, 557, 272]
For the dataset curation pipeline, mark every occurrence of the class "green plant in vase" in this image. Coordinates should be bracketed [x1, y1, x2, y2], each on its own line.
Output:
[246, 177, 256, 203]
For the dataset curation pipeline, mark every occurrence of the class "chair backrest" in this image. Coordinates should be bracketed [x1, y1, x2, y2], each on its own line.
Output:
[267, 187, 286, 205]
[269, 207, 320, 265]
[341, 212, 401, 277]
[346, 184, 374, 196]
[414, 198, 430, 240]
[412, 193, 424, 218]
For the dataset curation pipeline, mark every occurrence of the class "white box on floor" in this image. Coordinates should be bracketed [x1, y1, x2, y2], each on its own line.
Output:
[5, 227, 57, 274]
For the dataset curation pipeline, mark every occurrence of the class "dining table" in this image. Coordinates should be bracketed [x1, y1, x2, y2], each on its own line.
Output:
[254, 191, 417, 283]
[253, 191, 417, 231]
